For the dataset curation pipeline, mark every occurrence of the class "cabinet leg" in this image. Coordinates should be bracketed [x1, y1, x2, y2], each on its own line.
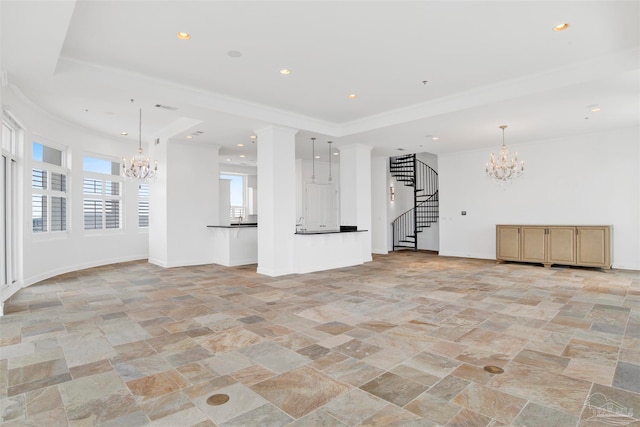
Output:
[543, 263, 551, 268]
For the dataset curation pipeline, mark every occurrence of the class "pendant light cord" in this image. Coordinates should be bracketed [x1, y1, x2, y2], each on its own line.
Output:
[328, 141, 332, 181]
[311, 137, 316, 180]
[138, 108, 143, 153]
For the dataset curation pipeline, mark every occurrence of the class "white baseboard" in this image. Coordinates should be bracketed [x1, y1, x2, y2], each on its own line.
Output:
[1, 254, 148, 313]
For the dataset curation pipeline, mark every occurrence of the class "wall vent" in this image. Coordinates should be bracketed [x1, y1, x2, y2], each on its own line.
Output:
[154, 104, 179, 111]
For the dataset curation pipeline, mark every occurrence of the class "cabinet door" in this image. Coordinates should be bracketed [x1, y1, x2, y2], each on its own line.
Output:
[547, 227, 576, 265]
[496, 226, 520, 261]
[577, 226, 611, 267]
[521, 227, 546, 263]
[305, 182, 339, 231]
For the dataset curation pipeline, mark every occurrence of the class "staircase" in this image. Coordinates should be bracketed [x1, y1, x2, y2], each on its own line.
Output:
[390, 154, 439, 251]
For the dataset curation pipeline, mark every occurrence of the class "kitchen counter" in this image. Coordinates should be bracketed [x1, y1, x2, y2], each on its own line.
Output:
[295, 229, 367, 235]
[207, 223, 257, 228]
[207, 225, 257, 266]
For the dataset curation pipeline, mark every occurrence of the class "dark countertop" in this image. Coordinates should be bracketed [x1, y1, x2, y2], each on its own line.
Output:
[207, 223, 257, 228]
[295, 229, 368, 235]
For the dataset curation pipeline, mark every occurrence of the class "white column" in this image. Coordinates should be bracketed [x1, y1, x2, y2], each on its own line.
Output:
[339, 144, 373, 261]
[371, 156, 389, 254]
[256, 125, 298, 276]
[149, 140, 220, 267]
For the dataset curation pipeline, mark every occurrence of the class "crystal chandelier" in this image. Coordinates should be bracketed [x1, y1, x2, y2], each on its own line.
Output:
[122, 108, 157, 181]
[485, 125, 524, 183]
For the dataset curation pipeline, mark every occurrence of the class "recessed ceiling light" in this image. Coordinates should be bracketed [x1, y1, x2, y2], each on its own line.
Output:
[177, 32, 191, 40]
[280, 69, 291, 75]
[226, 158, 232, 162]
[591, 107, 601, 112]
[432, 136, 439, 140]
[348, 94, 357, 99]
[186, 135, 193, 139]
[240, 155, 246, 158]
[120, 131, 128, 136]
[237, 143, 244, 147]
[315, 155, 320, 159]
[553, 23, 569, 32]
[250, 135, 257, 139]
[333, 152, 339, 156]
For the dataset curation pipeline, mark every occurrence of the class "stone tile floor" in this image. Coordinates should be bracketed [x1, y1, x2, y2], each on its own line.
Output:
[1, 252, 639, 426]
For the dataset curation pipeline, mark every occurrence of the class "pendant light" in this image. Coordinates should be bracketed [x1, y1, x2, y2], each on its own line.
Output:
[122, 108, 157, 181]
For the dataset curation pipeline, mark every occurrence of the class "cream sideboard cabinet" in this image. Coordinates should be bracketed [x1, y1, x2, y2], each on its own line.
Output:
[496, 225, 611, 269]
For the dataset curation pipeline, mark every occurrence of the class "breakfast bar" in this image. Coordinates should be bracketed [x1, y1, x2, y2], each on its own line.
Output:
[207, 224, 258, 266]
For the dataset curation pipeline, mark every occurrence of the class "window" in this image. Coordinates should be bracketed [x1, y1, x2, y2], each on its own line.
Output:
[31, 141, 68, 233]
[138, 184, 149, 228]
[220, 173, 245, 221]
[2, 119, 20, 286]
[83, 156, 122, 230]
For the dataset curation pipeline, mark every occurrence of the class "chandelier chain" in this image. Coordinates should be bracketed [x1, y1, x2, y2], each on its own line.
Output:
[122, 108, 158, 182]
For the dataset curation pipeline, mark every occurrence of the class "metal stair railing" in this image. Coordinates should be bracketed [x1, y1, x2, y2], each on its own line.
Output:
[390, 154, 439, 251]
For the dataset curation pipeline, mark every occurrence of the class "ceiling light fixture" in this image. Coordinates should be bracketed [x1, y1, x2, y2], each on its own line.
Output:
[177, 32, 191, 40]
[553, 23, 569, 32]
[120, 131, 128, 136]
[186, 135, 193, 139]
[237, 143, 244, 147]
[280, 69, 291, 75]
[122, 109, 157, 182]
[485, 125, 524, 183]
[432, 136, 439, 140]
[348, 94, 357, 99]
[591, 107, 601, 112]
[240, 154, 246, 158]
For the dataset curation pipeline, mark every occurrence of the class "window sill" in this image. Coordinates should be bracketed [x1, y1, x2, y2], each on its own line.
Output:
[31, 231, 69, 241]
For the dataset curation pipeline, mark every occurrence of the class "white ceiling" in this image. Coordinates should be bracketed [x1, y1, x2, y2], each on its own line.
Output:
[2, 0, 638, 167]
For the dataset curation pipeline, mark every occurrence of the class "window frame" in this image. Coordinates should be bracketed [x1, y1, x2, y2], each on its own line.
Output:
[31, 140, 69, 235]
[220, 172, 246, 222]
[138, 183, 149, 229]
[2, 116, 21, 287]
[82, 154, 124, 232]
